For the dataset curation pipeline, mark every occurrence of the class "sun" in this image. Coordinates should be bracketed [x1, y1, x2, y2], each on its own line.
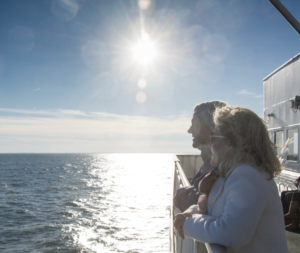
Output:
[132, 33, 157, 65]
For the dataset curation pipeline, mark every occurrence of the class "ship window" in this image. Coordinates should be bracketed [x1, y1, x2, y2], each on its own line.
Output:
[269, 131, 273, 142]
[287, 128, 298, 162]
[274, 131, 284, 157]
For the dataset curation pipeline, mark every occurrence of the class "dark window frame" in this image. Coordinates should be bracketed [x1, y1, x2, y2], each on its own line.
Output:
[286, 128, 299, 162]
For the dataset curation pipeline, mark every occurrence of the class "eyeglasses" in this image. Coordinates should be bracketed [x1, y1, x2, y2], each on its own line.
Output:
[210, 132, 227, 143]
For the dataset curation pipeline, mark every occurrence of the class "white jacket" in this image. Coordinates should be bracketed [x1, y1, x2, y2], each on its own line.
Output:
[183, 164, 288, 253]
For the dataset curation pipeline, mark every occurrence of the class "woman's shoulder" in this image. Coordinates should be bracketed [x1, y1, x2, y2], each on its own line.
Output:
[226, 164, 270, 185]
[224, 164, 279, 205]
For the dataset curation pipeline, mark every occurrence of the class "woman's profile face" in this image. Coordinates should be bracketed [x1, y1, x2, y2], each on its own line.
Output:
[208, 127, 230, 166]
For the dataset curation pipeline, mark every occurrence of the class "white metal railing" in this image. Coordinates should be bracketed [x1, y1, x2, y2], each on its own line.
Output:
[274, 168, 299, 195]
[170, 160, 227, 253]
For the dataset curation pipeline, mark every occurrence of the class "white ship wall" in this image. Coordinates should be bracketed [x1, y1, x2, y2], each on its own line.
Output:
[263, 53, 300, 172]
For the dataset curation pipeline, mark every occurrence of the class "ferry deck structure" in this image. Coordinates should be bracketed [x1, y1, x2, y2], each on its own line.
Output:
[170, 154, 300, 253]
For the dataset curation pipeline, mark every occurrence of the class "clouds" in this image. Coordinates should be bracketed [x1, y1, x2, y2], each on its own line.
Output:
[0, 108, 88, 117]
[0, 108, 195, 153]
[238, 89, 263, 98]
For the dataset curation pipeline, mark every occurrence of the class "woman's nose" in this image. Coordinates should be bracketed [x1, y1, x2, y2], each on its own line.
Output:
[188, 126, 192, 134]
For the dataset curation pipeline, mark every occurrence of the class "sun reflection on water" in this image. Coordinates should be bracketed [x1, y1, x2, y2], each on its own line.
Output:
[65, 154, 173, 253]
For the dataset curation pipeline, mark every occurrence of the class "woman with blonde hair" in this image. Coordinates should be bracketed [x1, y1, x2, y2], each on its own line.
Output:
[174, 106, 288, 253]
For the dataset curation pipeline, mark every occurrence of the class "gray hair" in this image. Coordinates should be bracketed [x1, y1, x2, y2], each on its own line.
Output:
[194, 101, 227, 127]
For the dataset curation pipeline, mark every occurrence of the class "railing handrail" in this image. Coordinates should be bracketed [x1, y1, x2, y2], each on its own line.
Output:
[175, 160, 190, 187]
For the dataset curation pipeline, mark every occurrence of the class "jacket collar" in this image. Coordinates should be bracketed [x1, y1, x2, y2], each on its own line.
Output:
[207, 176, 225, 215]
[207, 166, 236, 214]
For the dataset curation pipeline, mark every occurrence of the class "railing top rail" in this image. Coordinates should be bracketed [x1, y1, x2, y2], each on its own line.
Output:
[175, 160, 190, 187]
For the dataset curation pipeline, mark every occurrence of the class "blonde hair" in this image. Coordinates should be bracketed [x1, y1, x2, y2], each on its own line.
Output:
[214, 106, 281, 179]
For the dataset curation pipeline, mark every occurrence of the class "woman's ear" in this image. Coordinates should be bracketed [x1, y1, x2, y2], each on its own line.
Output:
[225, 144, 232, 156]
[226, 137, 232, 148]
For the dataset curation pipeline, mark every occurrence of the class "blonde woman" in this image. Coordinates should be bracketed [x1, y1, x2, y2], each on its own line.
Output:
[174, 106, 288, 253]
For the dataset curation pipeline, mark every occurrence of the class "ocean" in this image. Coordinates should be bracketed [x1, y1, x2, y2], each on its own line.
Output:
[1, 154, 173, 253]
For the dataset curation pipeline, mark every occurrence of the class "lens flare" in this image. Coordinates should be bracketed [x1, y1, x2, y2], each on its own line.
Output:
[138, 0, 151, 10]
[138, 78, 147, 89]
[136, 91, 147, 103]
[132, 34, 157, 65]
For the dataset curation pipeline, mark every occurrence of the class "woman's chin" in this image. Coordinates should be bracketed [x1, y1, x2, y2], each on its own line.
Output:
[210, 157, 217, 166]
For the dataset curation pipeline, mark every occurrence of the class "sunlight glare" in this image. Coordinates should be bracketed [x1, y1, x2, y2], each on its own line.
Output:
[132, 34, 157, 65]
[136, 91, 147, 103]
[138, 0, 151, 10]
[138, 78, 147, 89]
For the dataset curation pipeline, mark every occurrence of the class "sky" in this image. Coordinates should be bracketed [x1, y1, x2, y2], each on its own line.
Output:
[0, 0, 300, 153]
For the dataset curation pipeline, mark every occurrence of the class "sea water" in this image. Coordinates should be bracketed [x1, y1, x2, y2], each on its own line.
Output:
[0, 154, 173, 253]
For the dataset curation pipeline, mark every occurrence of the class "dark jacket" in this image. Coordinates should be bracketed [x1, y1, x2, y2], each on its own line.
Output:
[173, 155, 215, 212]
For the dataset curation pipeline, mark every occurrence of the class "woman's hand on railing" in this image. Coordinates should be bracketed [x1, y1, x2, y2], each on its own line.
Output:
[174, 212, 192, 239]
